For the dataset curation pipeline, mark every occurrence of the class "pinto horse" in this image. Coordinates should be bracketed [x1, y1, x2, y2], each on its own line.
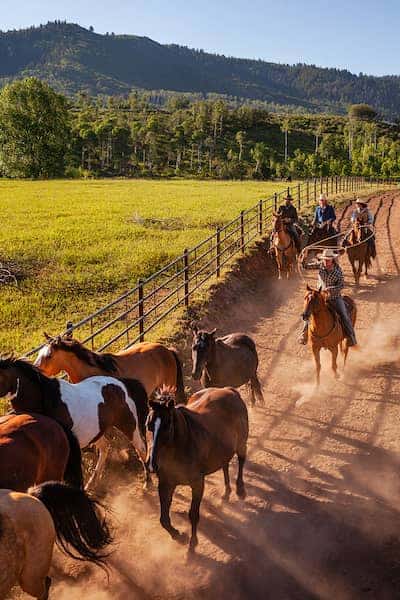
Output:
[344, 220, 373, 286]
[147, 386, 248, 552]
[302, 286, 357, 385]
[191, 326, 264, 406]
[0, 482, 112, 599]
[271, 213, 298, 279]
[0, 357, 149, 489]
[35, 335, 185, 402]
[0, 413, 83, 491]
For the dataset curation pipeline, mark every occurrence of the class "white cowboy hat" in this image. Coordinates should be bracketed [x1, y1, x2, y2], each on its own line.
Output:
[317, 249, 340, 260]
[319, 193, 327, 201]
[355, 198, 367, 205]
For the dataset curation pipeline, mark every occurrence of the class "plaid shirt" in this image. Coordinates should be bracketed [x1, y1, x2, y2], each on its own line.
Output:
[318, 263, 344, 299]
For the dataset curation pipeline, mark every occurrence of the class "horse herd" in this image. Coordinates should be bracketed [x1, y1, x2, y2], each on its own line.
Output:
[0, 327, 263, 599]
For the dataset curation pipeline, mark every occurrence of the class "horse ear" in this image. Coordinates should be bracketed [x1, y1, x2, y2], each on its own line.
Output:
[318, 285, 322, 293]
[43, 332, 52, 341]
[167, 398, 175, 408]
[306, 284, 312, 291]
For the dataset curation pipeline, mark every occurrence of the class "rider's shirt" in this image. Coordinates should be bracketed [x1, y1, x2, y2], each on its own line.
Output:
[318, 264, 344, 299]
[351, 209, 373, 225]
[278, 204, 298, 222]
[314, 204, 336, 225]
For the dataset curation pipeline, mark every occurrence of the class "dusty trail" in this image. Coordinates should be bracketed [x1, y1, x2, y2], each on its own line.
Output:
[9, 190, 400, 600]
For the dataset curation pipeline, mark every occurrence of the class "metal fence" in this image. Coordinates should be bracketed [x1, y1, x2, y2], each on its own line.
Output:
[24, 176, 396, 358]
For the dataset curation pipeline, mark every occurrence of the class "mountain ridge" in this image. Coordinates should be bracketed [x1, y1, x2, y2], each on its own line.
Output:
[1, 21, 399, 116]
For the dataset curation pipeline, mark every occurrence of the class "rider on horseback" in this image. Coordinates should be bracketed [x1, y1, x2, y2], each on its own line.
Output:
[312, 194, 337, 235]
[299, 249, 357, 347]
[351, 198, 376, 258]
[276, 193, 302, 253]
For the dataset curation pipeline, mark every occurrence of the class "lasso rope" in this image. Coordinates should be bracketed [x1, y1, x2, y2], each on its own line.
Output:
[297, 224, 376, 280]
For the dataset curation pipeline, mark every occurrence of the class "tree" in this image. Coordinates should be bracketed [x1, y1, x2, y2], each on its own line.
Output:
[235, 130, 247, 162]
[348, 104, 378, 122]
[281, 118, 291, 162]
[0, 77, 70, 178]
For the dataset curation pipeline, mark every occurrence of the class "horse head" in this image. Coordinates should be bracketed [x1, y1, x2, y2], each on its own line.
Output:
[272, 213, 284, 233]
[302, 285, 325, 320]
[0, 356, 48, 413]
[191, 324, 217, 380]
[34, 333, 65, 376]
[147, 386, 177, 473]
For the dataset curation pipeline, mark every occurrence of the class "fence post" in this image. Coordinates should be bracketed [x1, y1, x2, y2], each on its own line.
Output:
[240, 211, 245, 253]
[314, 178, 317, 202]
[65, 321, 73, 339]
[216, 227, 221, 277]
[335, 176, 338, 194]
[258, 200, 263, 236]
[138, 279, 144, 342]
[184, 249, 189, 307]
[306, 180, 310, 204]
[320, 177, 323, 194]
[274, 192, 278, 212]
[297, 183, 301, 210]
[325, 177, 329, 196]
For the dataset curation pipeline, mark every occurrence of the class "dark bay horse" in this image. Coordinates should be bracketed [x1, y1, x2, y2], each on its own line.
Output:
[0, 413, 83, 491]
[0, 357, 149, 489]
[271, 213, 297, 279]
[302, 286, 357, 385]
[0, 482, 112, 599]
[147, 386, 248, 552]
[191, 326, 264, 406]
[344, 220, 373, 285]
[35, 335, 186, 402]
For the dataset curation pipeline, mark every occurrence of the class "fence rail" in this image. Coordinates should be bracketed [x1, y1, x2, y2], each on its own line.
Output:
[24, 176, 397, 358]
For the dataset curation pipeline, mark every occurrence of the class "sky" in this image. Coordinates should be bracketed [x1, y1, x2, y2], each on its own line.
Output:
[2, 0, 400, 76]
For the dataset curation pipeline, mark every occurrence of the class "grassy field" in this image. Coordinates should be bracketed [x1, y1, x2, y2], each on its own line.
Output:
[0, 179, 295, 354]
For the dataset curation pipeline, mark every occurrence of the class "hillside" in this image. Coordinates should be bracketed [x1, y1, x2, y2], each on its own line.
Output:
[1, 21, 400, 116]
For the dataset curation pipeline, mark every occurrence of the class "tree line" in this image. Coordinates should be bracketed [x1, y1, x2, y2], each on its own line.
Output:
[0, 78, 399, 180]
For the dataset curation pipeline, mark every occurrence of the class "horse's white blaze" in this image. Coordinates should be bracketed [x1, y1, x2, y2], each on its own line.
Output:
[149, 417, 161, 473]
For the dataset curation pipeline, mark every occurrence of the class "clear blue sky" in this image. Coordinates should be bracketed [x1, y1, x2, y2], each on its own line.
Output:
[3, 0, 399, 76]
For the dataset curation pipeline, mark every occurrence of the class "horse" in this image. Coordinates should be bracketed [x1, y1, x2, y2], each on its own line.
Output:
[0, 357, 149, 490]
[35, 335, 186, 402]
[147, 386, 248, 552]
[302, 286, 357, 386]
[303, 224, 338, 266]
[344, 219, 373, 286]
[0, 413, 83, 491]
[271, 213, 298, 279]
[0, 481, 112, 599]
[191, 326, 264, 406]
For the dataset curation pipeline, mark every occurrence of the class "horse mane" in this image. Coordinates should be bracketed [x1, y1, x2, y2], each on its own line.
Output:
[52, 339, 117, 373]
[0, 357, 60, 411]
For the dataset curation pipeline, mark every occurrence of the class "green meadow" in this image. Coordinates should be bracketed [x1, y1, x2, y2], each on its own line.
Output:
[0, 179, 293, 355]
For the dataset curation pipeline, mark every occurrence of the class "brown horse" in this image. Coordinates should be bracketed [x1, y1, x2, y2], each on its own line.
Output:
[191, 326, 264, 406]
[271, 213, 298, 279]
[35, 335, 185, 402]
[302, 286, 357, 385]
[0, 413, 83, 491]
[344, 220, 373, 285]
[0, 482, 112, 599]
[147, 386, 248, 552]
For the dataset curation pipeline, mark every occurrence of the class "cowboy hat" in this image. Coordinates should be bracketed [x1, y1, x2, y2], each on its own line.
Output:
[355, 198, 367, 206]
[317, 249, 340, 261]
[319, 193, 328, 201]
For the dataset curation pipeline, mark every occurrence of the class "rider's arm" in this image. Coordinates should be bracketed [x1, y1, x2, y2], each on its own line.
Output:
[313, 207, 320, 226]
[327, 205, 336, 224]
[367, 211, 373, 225]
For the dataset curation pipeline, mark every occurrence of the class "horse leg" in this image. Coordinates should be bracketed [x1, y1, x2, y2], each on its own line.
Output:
[158, 478, 187, 543]
[222, 463, 231, 500]
[343, 340, 350, 368]
[236, 449, 247, 499]
[331, 346, 339, 380]
[250, 374, 265, 406]
[188, 478, 205, 552]
[312, 346, 321, 387]
[20, 575, 51, 600]
[356, 259, 362, 286]
[85, 437, 110, 491]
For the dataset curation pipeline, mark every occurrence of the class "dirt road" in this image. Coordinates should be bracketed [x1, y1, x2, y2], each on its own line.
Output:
[12, 190, 400, 600]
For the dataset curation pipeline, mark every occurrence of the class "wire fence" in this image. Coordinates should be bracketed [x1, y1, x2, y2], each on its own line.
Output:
[24, 176, 397, 358]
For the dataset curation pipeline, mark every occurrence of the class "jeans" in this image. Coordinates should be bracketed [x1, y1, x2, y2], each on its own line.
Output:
[300, 296, 357, 344]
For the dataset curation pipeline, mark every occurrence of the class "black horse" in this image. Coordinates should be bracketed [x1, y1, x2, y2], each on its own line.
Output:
[191, 326, 264, 406]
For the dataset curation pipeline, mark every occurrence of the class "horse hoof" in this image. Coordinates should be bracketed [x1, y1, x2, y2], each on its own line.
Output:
[237, 486, 246, 500]
[222, 490, 231, 502]
[189, 537, 198, 553]
[172, 530, 189, 545]
[334, 372, 341, 380]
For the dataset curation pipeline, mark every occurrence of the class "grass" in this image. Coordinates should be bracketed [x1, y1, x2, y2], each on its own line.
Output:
[0, 178, 295, 355]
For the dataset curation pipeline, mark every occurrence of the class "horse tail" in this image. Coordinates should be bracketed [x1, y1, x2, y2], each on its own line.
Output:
[28, 482, 112, 568]
[59, 423, 84, 490]
[170, 349, 186, 404]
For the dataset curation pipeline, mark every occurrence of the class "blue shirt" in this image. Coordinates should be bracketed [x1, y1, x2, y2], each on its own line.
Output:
[314, 204, 336, 224]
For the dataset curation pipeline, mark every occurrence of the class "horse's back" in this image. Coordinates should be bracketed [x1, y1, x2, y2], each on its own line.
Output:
[186, 387, 248, 435]
[219, 333, 257, 354]
[116, 342, 178, 394]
